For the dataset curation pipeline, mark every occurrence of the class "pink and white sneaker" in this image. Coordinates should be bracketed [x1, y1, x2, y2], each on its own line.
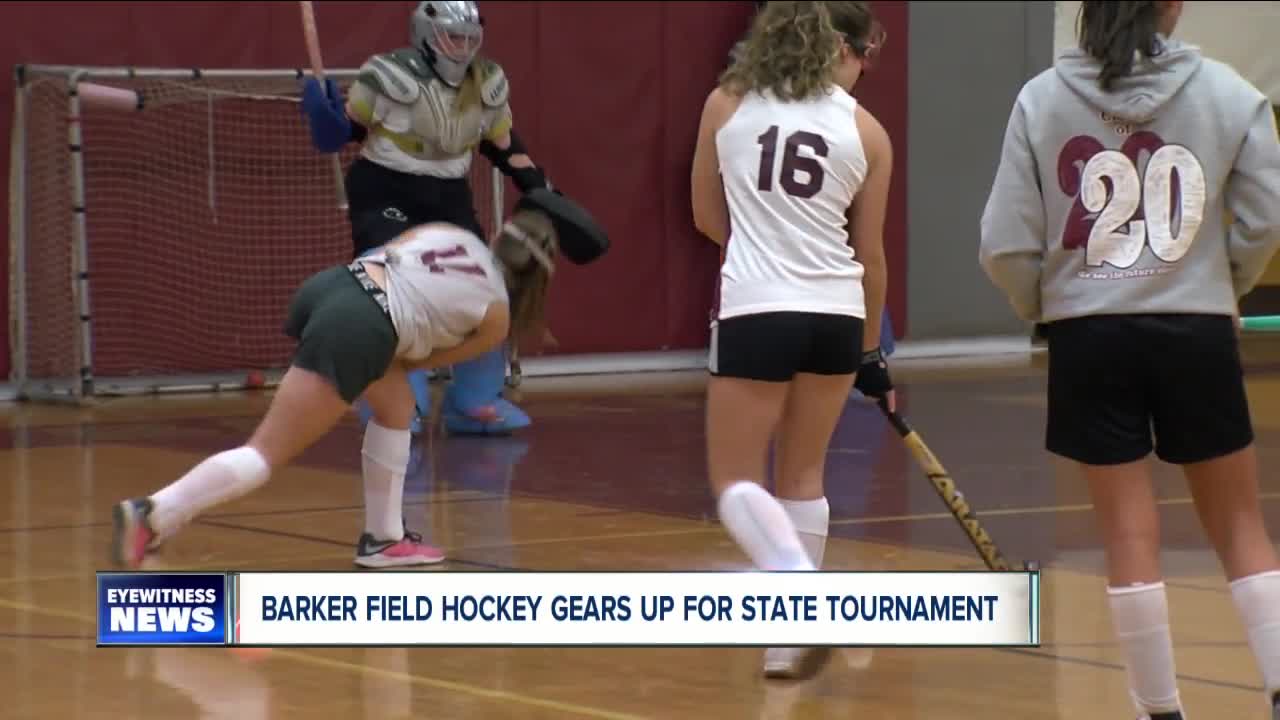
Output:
[354, 530, 445, 568]
[111, 498, 158, 569]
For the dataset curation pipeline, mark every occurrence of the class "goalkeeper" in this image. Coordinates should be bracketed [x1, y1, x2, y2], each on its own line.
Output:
[301, 0, 548, 435]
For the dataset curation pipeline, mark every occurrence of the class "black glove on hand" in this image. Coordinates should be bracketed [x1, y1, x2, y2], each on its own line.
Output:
[511, 165, 550, 194]
[853, 347, 893, 400]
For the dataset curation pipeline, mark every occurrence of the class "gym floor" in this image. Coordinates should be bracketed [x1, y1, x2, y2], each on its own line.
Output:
[5, 339, 1280, 719]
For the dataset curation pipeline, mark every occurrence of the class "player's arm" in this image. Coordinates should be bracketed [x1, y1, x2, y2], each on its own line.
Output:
[691, 87, 736, 246]
[849, 106, 891, 354]
[1225, 96, 1280, 299]
[472, 60, 551, 194]
[480, 125, 551, 193]
[406, 301, 511, 371]
[978, 94, 1045, 323]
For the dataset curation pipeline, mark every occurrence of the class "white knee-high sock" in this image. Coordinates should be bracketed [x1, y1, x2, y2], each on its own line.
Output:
[1107, 582, 1182, 715]
[1230, 570, 1280, 701]
[778, 497, 829, 569]
[717, 481, 814, 571]
[362, 420, 411, 541]
[149, 447, 271, 539]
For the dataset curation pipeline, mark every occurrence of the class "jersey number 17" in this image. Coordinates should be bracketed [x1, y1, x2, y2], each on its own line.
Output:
[420, 245, 487, 278]
[756, 125, 829, 199]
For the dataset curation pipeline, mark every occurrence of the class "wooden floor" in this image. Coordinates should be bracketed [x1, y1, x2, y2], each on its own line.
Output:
[6, 343, 1280, 719]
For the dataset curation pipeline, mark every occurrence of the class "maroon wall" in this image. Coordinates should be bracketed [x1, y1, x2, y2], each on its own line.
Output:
[0, 1, 907, 379]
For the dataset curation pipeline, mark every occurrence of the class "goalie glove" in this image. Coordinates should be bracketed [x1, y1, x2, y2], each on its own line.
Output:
[301, 77, 353, 154]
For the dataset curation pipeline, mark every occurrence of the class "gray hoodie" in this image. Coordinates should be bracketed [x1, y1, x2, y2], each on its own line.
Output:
[979, 37, 1280, 324]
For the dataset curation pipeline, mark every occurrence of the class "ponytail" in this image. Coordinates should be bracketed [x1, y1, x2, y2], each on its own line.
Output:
[1078, 1, 1163, 91]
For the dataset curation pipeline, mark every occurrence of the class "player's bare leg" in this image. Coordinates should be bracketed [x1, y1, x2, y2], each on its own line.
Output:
[111, 365, 354, 569]
[1184, 445, 1280, 717]
[707, 375, 804, 567]
[763, 371, 857, 679]
[355, 362, 445, 567]
[707, 374, 829, 680]
[1083, 459, 1185, 719]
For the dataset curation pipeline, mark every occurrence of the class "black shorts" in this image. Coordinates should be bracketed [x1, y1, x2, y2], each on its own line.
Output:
[283, 264, 399, 404]
[1044, 313, 1253, 466]
[345, 158, 484, 258]
[709, 311, 863, 382]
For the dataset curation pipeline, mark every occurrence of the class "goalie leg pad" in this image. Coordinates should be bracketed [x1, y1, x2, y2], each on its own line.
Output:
[446, 346, 508, 411]
[444, 397, 531, 436]
[408, 369, 433, 418]
[443, 345, 531, 435]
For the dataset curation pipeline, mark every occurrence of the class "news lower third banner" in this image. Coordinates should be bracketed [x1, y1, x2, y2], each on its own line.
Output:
[97, 572, 231, 645]
[97, 571, 1040, 647]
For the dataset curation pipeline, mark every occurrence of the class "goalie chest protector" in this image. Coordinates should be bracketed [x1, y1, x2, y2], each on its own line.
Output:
[359, 49, 509, 160]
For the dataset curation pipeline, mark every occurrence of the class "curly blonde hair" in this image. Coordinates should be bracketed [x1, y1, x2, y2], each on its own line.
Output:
[720, 1, 877, 101]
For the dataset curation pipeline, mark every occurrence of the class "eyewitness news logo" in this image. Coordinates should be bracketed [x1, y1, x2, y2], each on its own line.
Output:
[96, 572, 230, 646]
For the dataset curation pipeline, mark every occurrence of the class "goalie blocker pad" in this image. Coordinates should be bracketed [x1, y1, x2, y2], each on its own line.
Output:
[516, 188, 609, 266]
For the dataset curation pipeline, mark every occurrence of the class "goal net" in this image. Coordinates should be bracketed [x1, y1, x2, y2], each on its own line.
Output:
[10, 66, 504, 402]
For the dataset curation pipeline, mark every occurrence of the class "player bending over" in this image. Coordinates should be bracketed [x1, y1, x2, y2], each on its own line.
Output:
[691, 0, 891, 681]
[110, 190, 608, 571]
[980, 2, 1280, 718]
[302, 0, 552, 437]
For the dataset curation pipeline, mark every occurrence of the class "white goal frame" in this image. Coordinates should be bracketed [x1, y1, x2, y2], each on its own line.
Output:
[9, 64, 507, 403]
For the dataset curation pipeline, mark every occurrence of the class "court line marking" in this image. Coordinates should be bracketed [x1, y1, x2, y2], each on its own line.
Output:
[0, 596, 648, 720]
[829, 491, 1280, 527]
[0, 551, 359, 586]
[6, 491, 1276, 587]
[0, 490, 497, 535]
[1002, 647, 1263, 694]
[267, 650, 648, 720]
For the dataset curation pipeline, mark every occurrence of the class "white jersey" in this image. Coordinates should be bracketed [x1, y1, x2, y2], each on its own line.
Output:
[361, 224, 509, 361]
[714, 85, 869, 321]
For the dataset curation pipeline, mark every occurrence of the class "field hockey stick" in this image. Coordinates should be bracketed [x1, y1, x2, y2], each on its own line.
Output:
[298, 0, 349, 210]
[874, 397, 1037, 572]
[506, 342, 523, 397]
[1240, 315, 1280, 332]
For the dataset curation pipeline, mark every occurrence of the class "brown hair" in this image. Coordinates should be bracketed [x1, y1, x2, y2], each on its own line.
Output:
[719, 1, 878, 101]
[454, 61, 484, 112]
[493, 209, 557, 339]
[1078, 1, 1164, 91]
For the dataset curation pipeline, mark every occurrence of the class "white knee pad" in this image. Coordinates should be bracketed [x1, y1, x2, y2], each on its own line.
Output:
[363, 420, 411, 472]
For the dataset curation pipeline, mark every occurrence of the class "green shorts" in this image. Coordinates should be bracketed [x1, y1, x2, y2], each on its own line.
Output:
[283, 264, 398, 404]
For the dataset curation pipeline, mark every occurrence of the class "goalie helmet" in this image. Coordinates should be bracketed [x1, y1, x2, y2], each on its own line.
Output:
[411, 1, 484, 88]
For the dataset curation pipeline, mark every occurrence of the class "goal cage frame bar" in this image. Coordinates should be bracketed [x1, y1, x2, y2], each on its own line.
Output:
[9, 64, 522, 404]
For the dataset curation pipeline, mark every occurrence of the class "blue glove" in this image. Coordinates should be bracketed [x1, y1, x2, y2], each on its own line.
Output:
[301, 77, 352, 153]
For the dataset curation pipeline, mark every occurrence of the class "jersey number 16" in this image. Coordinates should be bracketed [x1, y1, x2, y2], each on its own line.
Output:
[756, 125, 829, 199]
